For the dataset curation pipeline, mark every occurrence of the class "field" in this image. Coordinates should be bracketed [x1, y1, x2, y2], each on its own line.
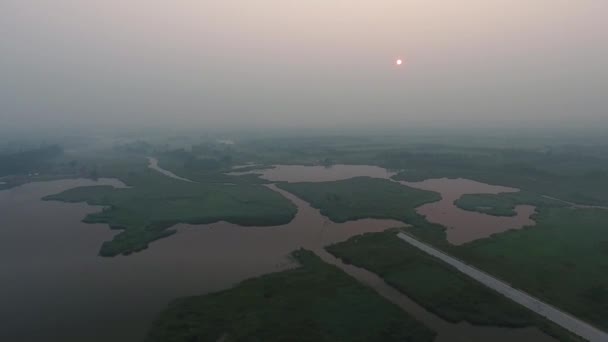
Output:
[146, 249, 435, 342]
[453, 206, 608, 332]
[278, 177, 440, 223]
[327, 230, 583, 341]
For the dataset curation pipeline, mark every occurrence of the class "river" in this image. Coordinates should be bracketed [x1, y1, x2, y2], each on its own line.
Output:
[0, 162, 555, 341]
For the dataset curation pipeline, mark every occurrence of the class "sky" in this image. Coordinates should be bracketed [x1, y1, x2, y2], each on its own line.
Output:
[1, 0, 607, 129]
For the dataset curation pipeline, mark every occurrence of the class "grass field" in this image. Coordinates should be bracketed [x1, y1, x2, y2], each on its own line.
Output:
[454, 207, 608, 332]
[327, 230, 584, 341]
[146, 249, 435, 342]
[277, 177, 440, 223]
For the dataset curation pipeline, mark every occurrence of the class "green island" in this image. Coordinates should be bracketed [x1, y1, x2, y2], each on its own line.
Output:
[277, 177, 441, 223]
[146, 249, 435, 342]
[454, 191, 568, 216]
[44, 158, 296, 256]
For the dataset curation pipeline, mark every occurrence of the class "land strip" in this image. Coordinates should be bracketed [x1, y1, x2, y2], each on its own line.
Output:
[396, 232, 608, 342]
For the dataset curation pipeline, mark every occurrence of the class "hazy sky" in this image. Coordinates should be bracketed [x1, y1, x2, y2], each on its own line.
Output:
[1, 1, 607, 129]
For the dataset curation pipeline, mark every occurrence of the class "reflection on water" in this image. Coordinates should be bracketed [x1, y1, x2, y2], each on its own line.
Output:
[0, 173, 554, 342]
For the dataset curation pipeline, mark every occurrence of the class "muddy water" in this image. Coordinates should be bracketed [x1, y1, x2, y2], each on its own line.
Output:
[0, 180, 402, 342]
[1, 172, 553, 342]
[400, 178, 537, 245]
[236, 165, 539, 244]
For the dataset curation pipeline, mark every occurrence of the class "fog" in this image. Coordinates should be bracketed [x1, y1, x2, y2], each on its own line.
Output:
[1, 1, 607, 129]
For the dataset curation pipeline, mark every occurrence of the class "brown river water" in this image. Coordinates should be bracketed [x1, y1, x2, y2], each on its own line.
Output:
[0, 164, 553, 342]
[244, 165, 538, 245]
[399, 178, 537, 245]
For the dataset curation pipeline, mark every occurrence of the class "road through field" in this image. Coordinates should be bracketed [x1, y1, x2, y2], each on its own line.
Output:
[396, 232, 608, 342]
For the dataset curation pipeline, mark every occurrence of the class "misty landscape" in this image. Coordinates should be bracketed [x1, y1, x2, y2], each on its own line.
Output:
[1, 1, 608, 342]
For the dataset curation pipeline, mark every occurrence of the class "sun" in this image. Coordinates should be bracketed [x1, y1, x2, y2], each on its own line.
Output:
[395, 59, 403, 66]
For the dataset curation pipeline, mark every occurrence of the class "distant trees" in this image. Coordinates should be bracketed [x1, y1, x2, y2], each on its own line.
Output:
[184, 157, 221, 170]
[163, 144, 236, 172]
[113, 140, 153, 154]
[0, 145, 63, 177]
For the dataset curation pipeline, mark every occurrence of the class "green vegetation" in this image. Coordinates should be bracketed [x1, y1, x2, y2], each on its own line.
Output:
[44, 158, 296, 256]
[213, 132, 608, 206]
[155, 153, 270, 185]
[389, 182, 608, 332]
[389, 147, 608, 206]
[454, 207, 608, 332]
[0, 145, 63, 177]
[455, 191, 567, 216]
[146, 249, 435, 342]
[280, 172, 597, 339]
[210, 133, 608, 207]
[6, 132, 608, 337]
[7, 131, 608, 207]
[327, 230, 583, 341]
[0, 145, 76, 190]
[278, 177, 440, 223]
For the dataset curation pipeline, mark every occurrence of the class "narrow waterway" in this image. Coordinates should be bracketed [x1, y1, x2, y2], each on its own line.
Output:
[397, 232, 606, 342]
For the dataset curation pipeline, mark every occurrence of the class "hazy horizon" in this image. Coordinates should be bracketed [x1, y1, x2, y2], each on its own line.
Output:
[2, 1, 607, 129]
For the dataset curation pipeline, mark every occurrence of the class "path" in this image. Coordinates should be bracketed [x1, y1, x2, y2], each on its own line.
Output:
[147, 157, 195, 183]
[542, 195, 608, 210]
[397, 232, 608, 342]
